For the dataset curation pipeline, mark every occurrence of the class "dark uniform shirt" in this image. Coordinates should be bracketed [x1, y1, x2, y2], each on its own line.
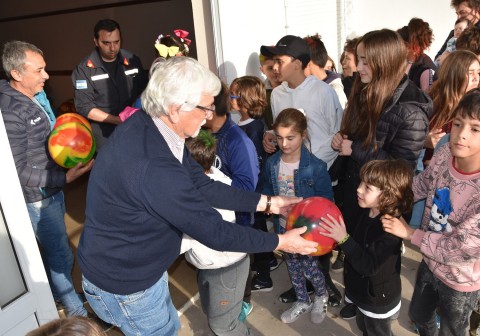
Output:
[72, 48, 148, 148]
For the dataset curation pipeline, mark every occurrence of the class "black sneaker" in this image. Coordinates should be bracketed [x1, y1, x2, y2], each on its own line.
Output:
[87, 312, 114, 332]
[331, 251, 345, 273]
[251, 274, 273, 292]
[339, 303, 357, 320]
[269, 258, 282, 271]
[327, 288, 342, 307]
[279, 283, 314, 303]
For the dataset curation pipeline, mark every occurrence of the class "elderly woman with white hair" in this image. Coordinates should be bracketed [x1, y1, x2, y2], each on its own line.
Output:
[77, 57, 317, 336]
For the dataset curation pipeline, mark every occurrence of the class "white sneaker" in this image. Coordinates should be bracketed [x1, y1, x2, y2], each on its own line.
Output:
[311, 293, 328, 324]
[281, 301, 313, 323]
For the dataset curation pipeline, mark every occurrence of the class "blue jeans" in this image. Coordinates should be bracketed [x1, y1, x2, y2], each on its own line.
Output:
[82, 272, 180, 336]
[26, 191, 86, 317]
[410, 261, 478, 336]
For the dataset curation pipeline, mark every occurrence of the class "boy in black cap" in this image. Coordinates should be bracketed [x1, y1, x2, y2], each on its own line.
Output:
[260, 35, 344, 321]
[261, 35, 343, 168]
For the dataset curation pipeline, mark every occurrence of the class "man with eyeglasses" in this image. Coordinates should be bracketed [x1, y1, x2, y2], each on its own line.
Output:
[435, 0, 480, 59]
[77, 57, 318, 335]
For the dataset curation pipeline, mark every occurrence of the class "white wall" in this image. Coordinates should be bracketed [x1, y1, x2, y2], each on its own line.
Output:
[213, 0, 456, 84]
[347, 0, 456, 61]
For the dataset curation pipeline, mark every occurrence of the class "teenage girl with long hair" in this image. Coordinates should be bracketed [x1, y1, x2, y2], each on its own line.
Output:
[331, 28, 432, 318]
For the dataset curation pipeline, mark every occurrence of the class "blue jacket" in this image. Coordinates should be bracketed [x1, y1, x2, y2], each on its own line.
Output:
[78, 110, 278, 295]
[212, 113, 259, 225]
[263, 146, 333, 232]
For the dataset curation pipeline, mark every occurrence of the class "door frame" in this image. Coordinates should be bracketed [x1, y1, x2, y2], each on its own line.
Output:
[0, 111, 58, 335]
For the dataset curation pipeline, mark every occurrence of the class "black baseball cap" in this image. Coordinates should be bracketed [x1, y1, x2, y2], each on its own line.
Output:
[260, 35, 311, 67]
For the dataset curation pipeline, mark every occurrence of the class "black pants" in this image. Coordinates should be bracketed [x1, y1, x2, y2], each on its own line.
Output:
[356, 308, 398, 336]
[410, 261, 478, 336]
[251, 215, 274, 281]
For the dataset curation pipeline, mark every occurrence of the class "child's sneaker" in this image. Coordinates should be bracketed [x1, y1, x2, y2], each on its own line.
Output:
[279, 282, 314, 303]
[311, 293, 328, 324]
[251, 274, 273, 292]
[238, 301, 253, 321]
[269, 257, 282, 271]
[280, 301, 313, 323]
[327, 287, 342, 307]
[339, 302, 357, 320]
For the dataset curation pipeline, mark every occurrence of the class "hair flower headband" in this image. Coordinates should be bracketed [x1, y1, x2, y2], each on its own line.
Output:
[173, 29, 191, 45]
[154, 30, 191, 59]
[155, 43, 180, 58]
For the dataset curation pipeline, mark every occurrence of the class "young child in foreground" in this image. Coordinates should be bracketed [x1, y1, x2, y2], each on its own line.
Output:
[181, 130, 251, 335]
[26, 316, 105, 336]
[320, 159, 413, 335]
[382, 88, 480, 336]
[263, 108, 333, 324]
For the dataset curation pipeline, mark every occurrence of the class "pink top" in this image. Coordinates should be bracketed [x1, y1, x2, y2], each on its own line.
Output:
[411, 144, 480, 292]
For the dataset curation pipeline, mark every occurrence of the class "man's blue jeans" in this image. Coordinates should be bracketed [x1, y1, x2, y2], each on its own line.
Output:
[26, 191, 87, 316]
[82, 272, 180, 335]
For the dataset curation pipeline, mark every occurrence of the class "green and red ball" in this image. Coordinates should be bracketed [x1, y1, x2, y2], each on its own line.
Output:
[48, 121, 95, 168]
[286, 197, 342, 256]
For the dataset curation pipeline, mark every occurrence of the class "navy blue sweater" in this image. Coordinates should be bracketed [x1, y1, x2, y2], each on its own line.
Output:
[78, 111, 278, 295]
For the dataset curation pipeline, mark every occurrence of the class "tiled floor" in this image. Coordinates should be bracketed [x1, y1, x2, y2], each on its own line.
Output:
[64, 174, 421, 336]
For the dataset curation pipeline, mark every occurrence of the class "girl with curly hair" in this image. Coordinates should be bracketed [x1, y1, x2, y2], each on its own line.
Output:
[398, 18, 437, 91]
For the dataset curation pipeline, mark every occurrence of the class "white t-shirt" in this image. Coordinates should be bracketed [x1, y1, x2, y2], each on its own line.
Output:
[180, 167, 247, 269]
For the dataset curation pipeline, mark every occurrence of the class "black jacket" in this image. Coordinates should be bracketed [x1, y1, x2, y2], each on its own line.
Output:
[0, 80, 65, 202]
[342, 210, 402, 314]
[340, 76, 431, 229]
[351, 75, 432, 170]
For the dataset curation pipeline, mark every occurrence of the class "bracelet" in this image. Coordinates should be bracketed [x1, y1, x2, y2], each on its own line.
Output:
[265, 195, 272, 214]
[338, 233, 350, 245]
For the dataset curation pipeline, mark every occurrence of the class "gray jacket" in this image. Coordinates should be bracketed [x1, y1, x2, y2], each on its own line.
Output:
[0, 80, 65, 202]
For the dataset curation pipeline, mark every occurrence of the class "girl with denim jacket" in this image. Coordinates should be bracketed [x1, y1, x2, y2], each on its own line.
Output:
[262, 108, 333, 324]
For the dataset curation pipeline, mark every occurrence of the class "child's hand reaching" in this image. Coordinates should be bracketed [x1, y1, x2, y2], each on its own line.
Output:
[381, 214, 414, 240]
[319, 214, 348, 243]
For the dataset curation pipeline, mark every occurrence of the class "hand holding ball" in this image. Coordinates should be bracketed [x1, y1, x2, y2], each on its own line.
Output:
[286, 197, 342, 256]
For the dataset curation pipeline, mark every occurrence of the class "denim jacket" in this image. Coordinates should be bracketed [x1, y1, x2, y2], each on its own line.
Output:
[262, 146, 333, 232]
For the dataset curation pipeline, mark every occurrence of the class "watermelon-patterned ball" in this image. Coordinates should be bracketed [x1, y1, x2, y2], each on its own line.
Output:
[54, 112, 92, 131]
[48, 122, 96, 168]
[286, 197, 342, 256]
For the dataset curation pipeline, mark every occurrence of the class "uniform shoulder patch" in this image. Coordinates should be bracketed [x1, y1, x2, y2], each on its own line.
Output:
[76, 80, 88, 89]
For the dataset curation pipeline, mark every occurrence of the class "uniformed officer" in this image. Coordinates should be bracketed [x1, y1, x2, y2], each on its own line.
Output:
[72, 19, 148, 149]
